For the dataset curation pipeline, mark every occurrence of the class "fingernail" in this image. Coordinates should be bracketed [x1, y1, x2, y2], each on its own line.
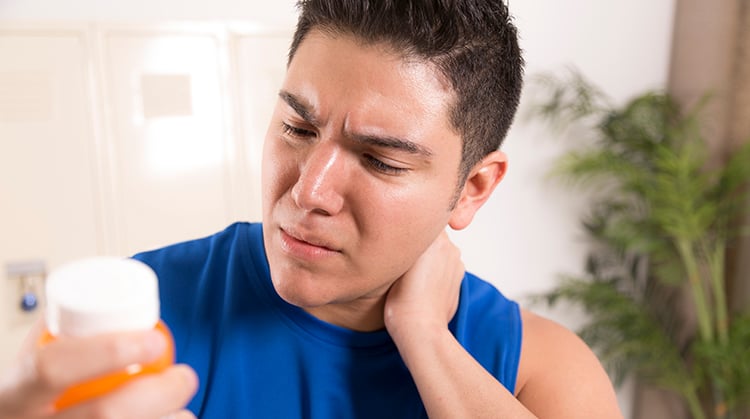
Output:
[176, 364, 199, 389]
[142, 330, 167, 358]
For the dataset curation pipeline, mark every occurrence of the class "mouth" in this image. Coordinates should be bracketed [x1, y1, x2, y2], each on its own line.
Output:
[279, 227, 342, 260]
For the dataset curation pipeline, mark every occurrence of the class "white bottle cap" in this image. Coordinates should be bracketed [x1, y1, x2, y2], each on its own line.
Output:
[45, 257, 160, 337]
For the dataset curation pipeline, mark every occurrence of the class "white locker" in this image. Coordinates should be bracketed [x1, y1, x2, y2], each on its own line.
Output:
[99, 28, 235, 255]
[0, 24, 293, 373]
[0, 29, 99, 368]
[230, 31, 292, 220]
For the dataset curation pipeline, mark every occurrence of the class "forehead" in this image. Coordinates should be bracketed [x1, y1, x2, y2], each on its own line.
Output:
[283, 30, 459, 139]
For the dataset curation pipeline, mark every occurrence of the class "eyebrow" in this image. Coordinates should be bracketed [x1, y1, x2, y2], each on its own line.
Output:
[279, 90, 320, 126]
[278, 90, 434, 158]
[350, 133, 434, 158]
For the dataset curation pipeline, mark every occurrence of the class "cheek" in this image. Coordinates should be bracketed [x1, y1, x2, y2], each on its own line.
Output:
[357, 182, 453, 263]
[262, 138, 296, 206]
[260, 146, 276, 216]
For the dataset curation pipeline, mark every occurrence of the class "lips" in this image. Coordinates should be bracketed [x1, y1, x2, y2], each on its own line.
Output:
[279, 227, 341, 260]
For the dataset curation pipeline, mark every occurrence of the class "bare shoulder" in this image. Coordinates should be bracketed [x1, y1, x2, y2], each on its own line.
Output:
[515, 308, 623, 418]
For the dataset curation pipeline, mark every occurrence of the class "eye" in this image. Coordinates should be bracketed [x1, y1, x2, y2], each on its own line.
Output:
[281, 122, 315, 139]
[363, 154, 409, 175]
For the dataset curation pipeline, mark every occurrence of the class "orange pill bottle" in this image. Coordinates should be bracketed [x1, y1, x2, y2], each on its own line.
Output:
[40, 257, 174, 410]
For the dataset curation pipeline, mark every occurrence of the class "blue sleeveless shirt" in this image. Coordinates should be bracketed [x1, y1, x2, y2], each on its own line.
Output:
[134, 222, 522, 418]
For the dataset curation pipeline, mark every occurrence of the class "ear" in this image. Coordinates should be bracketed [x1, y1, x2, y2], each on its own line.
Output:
[448, 150, 508, 231]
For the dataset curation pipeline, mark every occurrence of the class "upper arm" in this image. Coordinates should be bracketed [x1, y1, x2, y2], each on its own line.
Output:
[514, 309, 623, 419]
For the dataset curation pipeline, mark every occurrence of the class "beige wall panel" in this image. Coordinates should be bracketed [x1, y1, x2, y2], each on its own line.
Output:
[100, 29, 233, 255]
[0, 30, 99, 371]
[230, 31, 291, 221]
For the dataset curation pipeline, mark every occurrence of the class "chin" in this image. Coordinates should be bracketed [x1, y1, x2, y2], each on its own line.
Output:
[270, 274, 334, 309]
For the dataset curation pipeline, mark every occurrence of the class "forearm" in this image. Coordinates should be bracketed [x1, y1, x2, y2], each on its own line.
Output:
[390, 323, 538, 419]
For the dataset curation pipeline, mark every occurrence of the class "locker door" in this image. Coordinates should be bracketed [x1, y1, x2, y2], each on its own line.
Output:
[230, 31, 292, 220]
[100, 29, 234, 256]
[0, 29, 99, 370]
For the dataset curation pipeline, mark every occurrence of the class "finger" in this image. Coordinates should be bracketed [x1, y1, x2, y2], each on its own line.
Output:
[56, 364, 198, 419]
[0, 355, 55, 417]
[20, 329, 168, 405]
[18, 316, 47, 354]
[166, 409, 198, 419]
[0, 318, 49, 416]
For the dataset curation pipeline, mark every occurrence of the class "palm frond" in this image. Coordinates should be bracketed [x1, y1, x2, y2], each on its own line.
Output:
[526, 68, 610, 133]
[542, 277, 694, 396]
[530, 69, 750, 418]
[692, 313, 750, 411]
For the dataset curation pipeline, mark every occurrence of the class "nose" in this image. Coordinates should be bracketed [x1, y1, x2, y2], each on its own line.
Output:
[291, 143, 346, 216]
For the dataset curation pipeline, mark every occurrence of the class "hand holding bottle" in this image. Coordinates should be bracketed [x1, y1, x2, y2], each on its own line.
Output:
[0, 257, 198, 418]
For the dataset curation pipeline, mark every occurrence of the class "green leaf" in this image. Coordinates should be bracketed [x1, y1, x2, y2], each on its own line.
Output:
[530, 69, 750, 415]
[539, 278, 695, 396]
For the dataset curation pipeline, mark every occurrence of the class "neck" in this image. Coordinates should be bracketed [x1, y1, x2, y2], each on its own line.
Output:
[304, 295, 387, 332]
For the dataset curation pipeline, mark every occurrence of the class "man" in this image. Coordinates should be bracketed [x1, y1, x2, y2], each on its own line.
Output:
[0, 0, 623, 417]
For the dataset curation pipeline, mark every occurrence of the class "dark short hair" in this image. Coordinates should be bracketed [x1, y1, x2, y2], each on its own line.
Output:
[289, 0, 524, 183]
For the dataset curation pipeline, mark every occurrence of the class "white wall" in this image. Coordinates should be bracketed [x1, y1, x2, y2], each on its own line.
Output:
[0, 1, 676, 417]
[449, 3, 676, 417]
[0, 0, 298, 25]
[456, 0, 675, 327]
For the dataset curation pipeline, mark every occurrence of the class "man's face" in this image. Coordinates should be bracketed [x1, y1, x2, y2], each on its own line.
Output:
[261, 30, 464, 311]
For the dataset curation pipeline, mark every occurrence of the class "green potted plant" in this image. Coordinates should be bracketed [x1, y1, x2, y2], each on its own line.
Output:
[530, 70, 750, 419]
